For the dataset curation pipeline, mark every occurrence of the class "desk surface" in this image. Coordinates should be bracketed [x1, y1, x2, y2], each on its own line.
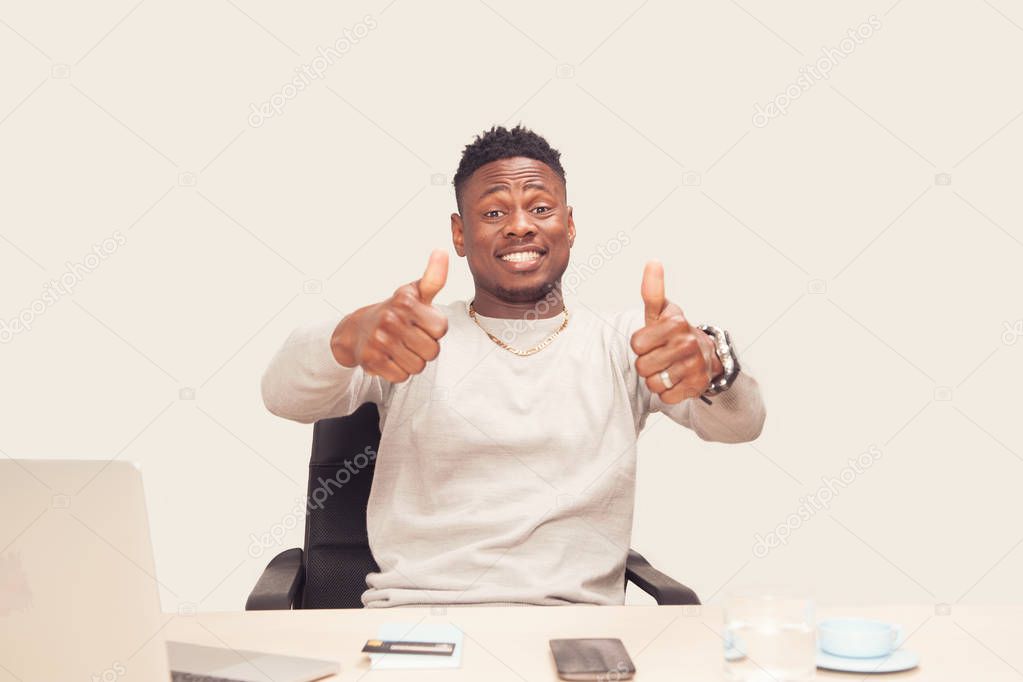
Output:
[165, 604, 1023, 681]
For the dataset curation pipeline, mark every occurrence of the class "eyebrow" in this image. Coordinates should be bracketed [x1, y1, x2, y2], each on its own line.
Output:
[477, 181, 552, 201]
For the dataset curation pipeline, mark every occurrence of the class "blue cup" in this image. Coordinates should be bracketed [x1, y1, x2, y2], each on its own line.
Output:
[818, 618, 904, 659]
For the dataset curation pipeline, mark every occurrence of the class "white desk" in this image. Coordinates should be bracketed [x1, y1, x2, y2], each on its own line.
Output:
[165, 604, 1023, 680]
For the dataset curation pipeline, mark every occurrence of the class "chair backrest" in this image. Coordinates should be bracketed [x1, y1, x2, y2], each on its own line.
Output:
[300, 402, 381, 608]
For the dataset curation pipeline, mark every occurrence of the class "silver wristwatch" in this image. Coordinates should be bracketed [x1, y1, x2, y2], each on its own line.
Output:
[698, 324, 741, 396]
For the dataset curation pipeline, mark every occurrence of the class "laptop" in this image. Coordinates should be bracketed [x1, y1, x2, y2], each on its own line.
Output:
[0, 459, 338, 681]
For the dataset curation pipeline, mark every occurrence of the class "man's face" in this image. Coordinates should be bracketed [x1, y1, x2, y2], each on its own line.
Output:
[451, 156, 575, 304]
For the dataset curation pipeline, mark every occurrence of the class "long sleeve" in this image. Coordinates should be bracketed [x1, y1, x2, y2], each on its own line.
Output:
[615, 305, 766, 444]
[651, 370, 765, 443]
[260, 315, 391, 423]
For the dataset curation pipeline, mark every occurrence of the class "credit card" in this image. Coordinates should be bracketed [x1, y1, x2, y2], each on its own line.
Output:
[361, 640, 456, 656]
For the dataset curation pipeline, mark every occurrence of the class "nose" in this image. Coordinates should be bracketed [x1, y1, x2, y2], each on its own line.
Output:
[504, 208, 536, 238]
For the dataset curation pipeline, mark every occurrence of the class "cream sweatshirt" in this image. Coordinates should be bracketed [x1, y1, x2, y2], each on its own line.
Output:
[260, 296, 765, 607]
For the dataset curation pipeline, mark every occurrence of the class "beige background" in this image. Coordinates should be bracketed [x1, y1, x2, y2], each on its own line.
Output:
[2, 0, 1022, 618]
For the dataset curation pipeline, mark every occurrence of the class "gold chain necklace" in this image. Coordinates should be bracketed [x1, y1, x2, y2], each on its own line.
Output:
[467, 301, 569, 356]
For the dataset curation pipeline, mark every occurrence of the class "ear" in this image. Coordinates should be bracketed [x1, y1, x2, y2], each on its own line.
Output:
[451, 212, 466, 257]
[567, 205, 576, 248]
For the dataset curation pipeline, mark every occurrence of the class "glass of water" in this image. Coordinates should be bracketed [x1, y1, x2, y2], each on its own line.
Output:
[723, 592, 816, 682]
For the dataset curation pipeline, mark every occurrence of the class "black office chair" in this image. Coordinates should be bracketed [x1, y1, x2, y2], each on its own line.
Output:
[247, 402, 700, 609]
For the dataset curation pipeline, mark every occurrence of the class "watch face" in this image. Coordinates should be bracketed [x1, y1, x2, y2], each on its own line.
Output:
[707, 328, 739, 393]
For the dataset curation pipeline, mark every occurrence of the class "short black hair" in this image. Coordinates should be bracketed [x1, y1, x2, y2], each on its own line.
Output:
[452, 124, 566, 211]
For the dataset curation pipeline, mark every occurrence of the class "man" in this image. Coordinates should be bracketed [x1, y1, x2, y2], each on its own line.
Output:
[262, 125, 765, 608]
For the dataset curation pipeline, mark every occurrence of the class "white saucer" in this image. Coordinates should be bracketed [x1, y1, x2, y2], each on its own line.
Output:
[817, 648, 920, 673]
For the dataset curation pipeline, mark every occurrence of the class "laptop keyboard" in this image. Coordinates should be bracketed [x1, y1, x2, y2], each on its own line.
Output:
[171, 673, 240, 682]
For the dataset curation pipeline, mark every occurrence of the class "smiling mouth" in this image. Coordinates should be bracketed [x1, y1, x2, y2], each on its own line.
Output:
[499, 250, 544, 263]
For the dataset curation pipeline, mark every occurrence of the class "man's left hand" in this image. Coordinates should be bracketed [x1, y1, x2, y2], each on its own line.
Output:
[630, 260, 723, 404]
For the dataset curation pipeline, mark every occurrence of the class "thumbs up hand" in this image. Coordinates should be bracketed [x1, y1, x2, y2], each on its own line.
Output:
[331, 250, 450, 382]
[630, 260, 723, 404]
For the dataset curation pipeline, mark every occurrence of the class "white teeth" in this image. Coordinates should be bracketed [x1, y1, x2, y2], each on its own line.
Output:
[501, 251, 542, 262]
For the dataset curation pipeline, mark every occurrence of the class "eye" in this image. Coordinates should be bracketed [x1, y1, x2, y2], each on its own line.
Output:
[484, 209, 504, 219]
[533, 206, 551, 214]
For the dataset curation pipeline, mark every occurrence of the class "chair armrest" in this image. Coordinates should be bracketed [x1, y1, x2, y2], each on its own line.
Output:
[625, 549, 700, 606]
[246, 548, 305, 610]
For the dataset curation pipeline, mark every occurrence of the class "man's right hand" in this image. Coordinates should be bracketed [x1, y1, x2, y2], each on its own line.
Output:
[330, 250, 449, 382]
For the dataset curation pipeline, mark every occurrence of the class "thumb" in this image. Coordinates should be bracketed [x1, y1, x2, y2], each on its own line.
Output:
[641, 260, 666, 325]
[417, 249, 448, 304]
